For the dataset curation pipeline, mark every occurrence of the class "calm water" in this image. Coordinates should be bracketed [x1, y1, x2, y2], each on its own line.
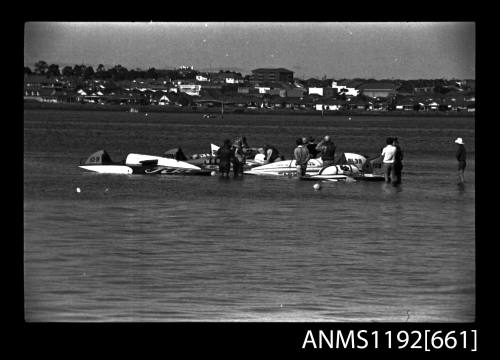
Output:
[24, 110, 475, 322]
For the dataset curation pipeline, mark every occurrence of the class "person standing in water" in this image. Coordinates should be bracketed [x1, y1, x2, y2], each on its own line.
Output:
[392, 137, 404, 184]
[216, 139, 234, 178]
[381, 137, 396, 183]
[232, 142, 246, 177]
[306, 136, 318, 158]
[294, 138, 310, 178]
[455, 137, 466, 184]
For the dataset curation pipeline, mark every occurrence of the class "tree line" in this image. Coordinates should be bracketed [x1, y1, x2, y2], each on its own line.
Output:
[24, 60, 209, 81]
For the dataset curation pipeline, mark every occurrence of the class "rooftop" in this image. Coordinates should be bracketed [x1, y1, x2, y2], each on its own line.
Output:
[251, 68, 294, 73]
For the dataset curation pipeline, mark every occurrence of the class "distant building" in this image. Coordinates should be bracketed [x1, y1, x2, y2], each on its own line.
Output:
[251, 68, 294, 83]
[237, 87, 250, 94]
[331, 80, 359, 97]
[209, 72, 244, 84]
[196, 75, 209, 82]
[414, 86, 434, 93]
[308, 87, 335, 97]
[178, 84, 201, 96]
[358, 83, 399, 98]
[308, 87, 324, 96]
[255, 86, 271, 94]
[286, 88, 307, 98]
[269, 88, 287, 97]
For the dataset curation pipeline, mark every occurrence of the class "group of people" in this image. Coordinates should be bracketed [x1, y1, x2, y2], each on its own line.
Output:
[293, 135, 337, 177]
[214, 133, 467, 185]
[215, 134, 338, 178]
[215, 136, 251, 177]
[380, 137, 404, 184]
[215, 136, 288, 177]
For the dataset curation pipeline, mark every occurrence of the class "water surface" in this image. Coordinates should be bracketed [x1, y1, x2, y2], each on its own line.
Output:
[24, 110, 475, 322]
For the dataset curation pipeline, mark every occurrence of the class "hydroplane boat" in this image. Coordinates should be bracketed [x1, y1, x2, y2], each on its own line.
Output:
[79, 149, 210, 175]
[244, 152, 385, 182]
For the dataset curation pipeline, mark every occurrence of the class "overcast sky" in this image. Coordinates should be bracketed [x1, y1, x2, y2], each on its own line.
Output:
[24, 22, 475, 79]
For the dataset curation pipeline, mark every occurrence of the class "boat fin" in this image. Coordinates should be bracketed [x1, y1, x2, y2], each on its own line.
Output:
[81, 150, 114, 165]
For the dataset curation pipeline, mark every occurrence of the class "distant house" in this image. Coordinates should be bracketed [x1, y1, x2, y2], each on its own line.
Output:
[24, 74, 67, 91]
[427, 101, 439, 111]
[321, 99, 346, 111]
[178, 84, 201, 96]
[331, 80, 359, 97]
[255, 86, 271, 94]
[237, 87, 250, 94]
[201, 83, 222, 91]
[304, 78, 329, 88]
[308, 87, 323, 96]
[308, 87, 336, 97]
[24, 88, 58, 103]
[395, 102, 414, 111]
[414, 86, 434, 93]
[158, 95, 171, 106]
[346, 99, 372, 111]
[209, 72, 244, 84]
[358, 83, 399, 98]
[286, 88, 307, 98]
[269, 88, 287, 97]
[196, 75, 209, 82]
[251, 68, 294, 83]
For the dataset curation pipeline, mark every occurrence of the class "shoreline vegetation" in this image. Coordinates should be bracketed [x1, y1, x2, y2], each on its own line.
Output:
[24, 101, 474, 118]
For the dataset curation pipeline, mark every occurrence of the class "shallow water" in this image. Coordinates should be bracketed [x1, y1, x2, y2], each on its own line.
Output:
[24, 110, 475, 322]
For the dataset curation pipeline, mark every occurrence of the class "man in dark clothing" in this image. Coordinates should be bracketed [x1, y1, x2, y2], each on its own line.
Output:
[306, 136, 318, 158]
[263, 145, 283, 164]
[316, 135, 336, 167]
[392, 137, 404, 184]
[232, 143, 246, 177]
[455, 137, 466, 184]
[294, 138, 310, 178]
[216, 139, 234, 177]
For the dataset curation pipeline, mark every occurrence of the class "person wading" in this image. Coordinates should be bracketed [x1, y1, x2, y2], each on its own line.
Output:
[216, 139, 234, 178]
[306, 136, 318, 158]
[294, 137, 310, 178]
[392, 137, 404, 184]
[381, 137, 396, 183]
[455, 137, 467, 184]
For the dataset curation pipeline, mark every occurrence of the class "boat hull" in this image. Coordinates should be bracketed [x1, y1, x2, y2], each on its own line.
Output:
[79, 165, 133, 174]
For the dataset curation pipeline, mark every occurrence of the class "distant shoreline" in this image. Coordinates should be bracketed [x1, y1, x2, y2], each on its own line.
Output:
[23, 101, 475, 118]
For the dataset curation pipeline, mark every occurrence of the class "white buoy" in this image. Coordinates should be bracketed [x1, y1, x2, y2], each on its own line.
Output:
[76, 187, 81, 193]
[104, 188, 109, 193]
[349, 117, 352, 120]
[313, 183, 321, 191]
[210, 171, 217, 176]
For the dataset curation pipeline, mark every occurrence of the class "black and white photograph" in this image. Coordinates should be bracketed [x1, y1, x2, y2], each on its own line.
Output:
[23, 22, 475, 328]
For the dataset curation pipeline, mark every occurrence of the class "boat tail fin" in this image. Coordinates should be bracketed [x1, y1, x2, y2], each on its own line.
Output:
[81, 150, 113, 165]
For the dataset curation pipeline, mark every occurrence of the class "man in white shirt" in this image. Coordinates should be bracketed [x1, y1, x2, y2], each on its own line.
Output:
[381, 137, 397, 183]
